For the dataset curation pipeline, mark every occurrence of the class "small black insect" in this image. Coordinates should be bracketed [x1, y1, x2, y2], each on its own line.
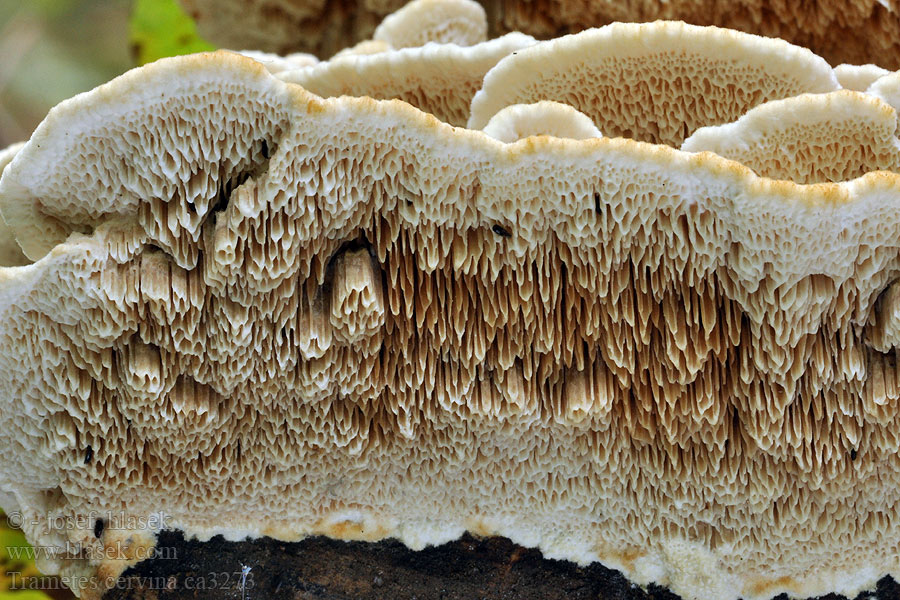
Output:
[850, 448, 858, 461]
[94, 518, 105, 539]
[492, 224, 512, 237]
[84, 445, 93, 465]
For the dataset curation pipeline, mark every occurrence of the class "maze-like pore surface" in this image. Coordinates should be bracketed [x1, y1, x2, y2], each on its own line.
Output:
[1, 53, 900, 600]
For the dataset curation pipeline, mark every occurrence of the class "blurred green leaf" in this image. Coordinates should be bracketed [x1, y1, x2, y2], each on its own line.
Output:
[18, 0, 72, 18]
[130, 0, 214, 65]
[0, 528, 30, 563]
[0, 511, 56, 599]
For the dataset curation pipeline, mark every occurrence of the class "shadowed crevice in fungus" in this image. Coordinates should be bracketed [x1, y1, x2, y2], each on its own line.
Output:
[103, 532, 900, 600]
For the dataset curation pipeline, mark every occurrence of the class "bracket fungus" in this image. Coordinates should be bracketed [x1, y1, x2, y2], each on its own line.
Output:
[372, 0, 488, 48]
[468, 21, 840, 146]
[494, 0, 900, 70]
[834, 63, 890, 92]
[5, 11, 900, 600]
[868, 72, 900, 115]
[332, 39, 393, 58]
[235, 50, 319, 74]
[278, 31, 535, 126]
[481, 101, 601, 142]
[681, 91, 900, 184]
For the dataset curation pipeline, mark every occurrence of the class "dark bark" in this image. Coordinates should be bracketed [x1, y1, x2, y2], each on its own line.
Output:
[103, 531, 899, 600]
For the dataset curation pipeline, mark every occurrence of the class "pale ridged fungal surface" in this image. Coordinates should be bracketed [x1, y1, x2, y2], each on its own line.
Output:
[682, 91, 900, 184]
[481, 101, 601, 142]
[834, 63, 890, 92]
[373, 0, 487, 48]
[278, 32, 535, 127]
[494, 0, 900, 70]
[2, 49, 900, 600]
[868, 72, 900, 115]
[235, 50, 319, 74]
[468, 22, 840, 145]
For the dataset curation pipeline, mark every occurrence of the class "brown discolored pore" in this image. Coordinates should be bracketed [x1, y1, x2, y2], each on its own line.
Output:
[102, 532, 900, 600]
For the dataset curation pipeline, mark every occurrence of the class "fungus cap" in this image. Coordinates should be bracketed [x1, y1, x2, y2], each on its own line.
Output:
[468, 21, 840, 145]
[868, 71, 900, 113]
[0, 51, 294, 262]
[681, 91, 900, 183]
[481, 101, 601, 142]
[278, 32, 536, 126]
[333, 39, 392, 58]
[496, 0, 900, 69]
[236, 50, 319, 73]
[372, 0, 487, 48]
[834, 63, 890, 92]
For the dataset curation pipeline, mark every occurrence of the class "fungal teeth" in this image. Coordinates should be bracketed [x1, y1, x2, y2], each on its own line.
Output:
[867, 280, 900, 353]
[119, 342, 166, 398]
[2, 23, 900, 600]
[682, 91, 900, 184]
[330, 248, 385, 343]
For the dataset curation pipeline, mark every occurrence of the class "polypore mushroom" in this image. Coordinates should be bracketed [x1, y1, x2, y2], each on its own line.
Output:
[868, 71, 900, 114]
[235, 50, 319, 74]
[495, 0, 900, 69]
[834, 63, 890, 92]
[278, 32, 535, 126]
[468, 22, 840, 146]
[5, 47, 900, 600]
[373, 0, 487, 48]
[333, 39, 392, 58]
[332, 0, 487, 59]
[481, 101, 601, 142]
[681, 91, 900, 183]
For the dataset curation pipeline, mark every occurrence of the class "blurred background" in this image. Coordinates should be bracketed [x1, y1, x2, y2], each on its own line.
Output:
[0, 0, 213, 147]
